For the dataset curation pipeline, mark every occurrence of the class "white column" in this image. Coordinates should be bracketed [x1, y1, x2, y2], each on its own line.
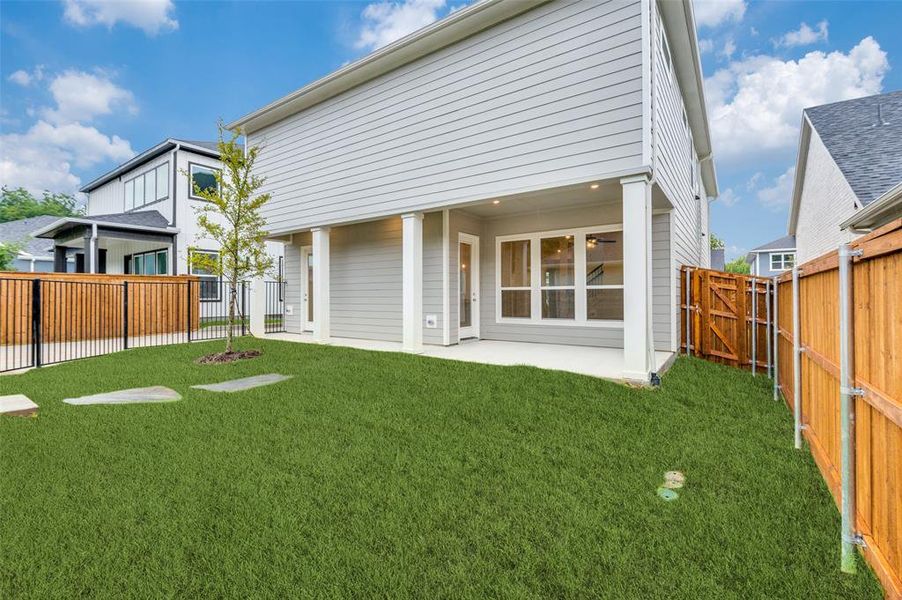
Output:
[621, 175, 654, 383]
[88, 224, 98, 274]
[249, 277, 266, 337]
[402, 213, 424, 353]
[312, 227, 331, 343]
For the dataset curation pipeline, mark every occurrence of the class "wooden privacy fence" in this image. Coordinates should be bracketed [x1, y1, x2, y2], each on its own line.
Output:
[680, 267, 775, 373]
[775, 220, 901, 598]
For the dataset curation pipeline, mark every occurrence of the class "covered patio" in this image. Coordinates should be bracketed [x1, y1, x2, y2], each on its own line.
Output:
[30, 211, 179, 275]
[264, 332, 674, 381]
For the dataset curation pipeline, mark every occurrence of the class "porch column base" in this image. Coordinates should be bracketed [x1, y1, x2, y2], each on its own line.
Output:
[401, 212, 424, 353]
[622, 370, 652, 384]
[249, 277, 266, 337]
[312, 227, 331, 344]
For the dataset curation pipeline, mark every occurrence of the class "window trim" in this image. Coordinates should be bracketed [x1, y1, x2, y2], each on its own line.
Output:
[129, 248, 169, 276]
[188, 162, 220, 201]
[123, 162, 169, 212]
[495, 225, 624, 328]
[769, 251, 796, 272]
[189, 248, 222, 302]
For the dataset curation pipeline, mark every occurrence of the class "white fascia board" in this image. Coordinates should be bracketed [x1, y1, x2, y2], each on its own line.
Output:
[841, 181, 902, 230]
[787, 117, 812, 235]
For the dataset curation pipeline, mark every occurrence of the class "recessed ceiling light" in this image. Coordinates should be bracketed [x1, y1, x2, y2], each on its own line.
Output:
[492, 200, 501, 205]
[590, 183, 600, 190]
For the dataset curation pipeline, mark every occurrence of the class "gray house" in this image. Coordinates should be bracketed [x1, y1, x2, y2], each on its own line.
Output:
[789, 90, 902, 263]
[0, 215, 73, 272]
[234, 0, 718, 383]
[745, 235, 796, 277]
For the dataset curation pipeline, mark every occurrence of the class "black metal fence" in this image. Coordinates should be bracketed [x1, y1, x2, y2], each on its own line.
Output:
[264, 280, 286, 333]
[0, 277, 250, 373]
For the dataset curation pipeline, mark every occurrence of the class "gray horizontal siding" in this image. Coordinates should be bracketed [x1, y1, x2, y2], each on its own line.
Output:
[652, 212, 671, 351]
[249, 0, 644, 232]
[283, 243, 302, 333]
[423, 212, 444, 345]
[330, 219, 402, 342]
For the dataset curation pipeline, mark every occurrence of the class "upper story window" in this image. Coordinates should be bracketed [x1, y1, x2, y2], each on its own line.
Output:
[189, 163, 219, 200]
[770, 252, 795, 272]
[124, 162, 169, 211]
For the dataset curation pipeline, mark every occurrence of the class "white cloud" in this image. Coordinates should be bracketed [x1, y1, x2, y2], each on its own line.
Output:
[42, 70, 137, 124]
[356, 0, 446, 51]
[0, 121, 133, 194]
[775, 20, 828, 48]
[693, 0, 746, 28]
[718, 187, 740, 207]
[706, 37, 888, 164]
[698, 38, 714, 54]
[8, 66, 43, 87]
[756, 166, 795, 211]
[0, 68, 136, 195]
[63, 0, 177, 35]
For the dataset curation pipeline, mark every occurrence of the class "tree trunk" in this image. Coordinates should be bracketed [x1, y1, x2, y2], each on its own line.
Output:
[226, 282, 237, 354]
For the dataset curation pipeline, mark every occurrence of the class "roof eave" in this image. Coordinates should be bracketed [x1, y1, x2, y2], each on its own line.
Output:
[80, 139, 220, 193]
[227, 0, 549, 134]
[31, 217, 180, 239]
[841, 181, 902, 230]
[787, 116, 812, 235]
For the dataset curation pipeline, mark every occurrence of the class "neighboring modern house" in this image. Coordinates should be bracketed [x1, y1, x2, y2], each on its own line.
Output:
[230, 0, 718, 383]
[745, 235, 796, 277]
[0, 215, 74, 272]
[29, 138, 283, 295]
[788, 90, 902, 263]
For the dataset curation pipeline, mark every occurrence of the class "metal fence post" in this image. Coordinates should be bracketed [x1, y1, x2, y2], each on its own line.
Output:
[765, 279, 772, 378]
[186, 281, 192, 342]
[685, 268, 692, 355]
[792, 265, 802, 450]
[241, 281, 246, 337]
[838, 243, 862, 573]
[122, 281, 129, 350]
[751, 279, 757, 375]
[773, 276, 780, 402]
[31, 279, 42, 368]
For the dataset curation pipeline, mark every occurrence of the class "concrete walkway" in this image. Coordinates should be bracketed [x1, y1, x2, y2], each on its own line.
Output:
[192, 374, 293, 393]
[265, 332, 673, 381]
[64, 386, 181, 406]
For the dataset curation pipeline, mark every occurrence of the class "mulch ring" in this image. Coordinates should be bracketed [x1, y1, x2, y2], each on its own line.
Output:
[195, 350, 262, 365]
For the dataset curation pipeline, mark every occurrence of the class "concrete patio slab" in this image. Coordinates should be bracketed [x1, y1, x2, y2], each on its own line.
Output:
[64, 386, 181, 406]
[191, 373, 293, 393]
[0, 394, 38, 416]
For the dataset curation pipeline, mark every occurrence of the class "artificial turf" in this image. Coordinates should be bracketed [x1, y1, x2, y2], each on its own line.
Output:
[0, 338, 882, 598]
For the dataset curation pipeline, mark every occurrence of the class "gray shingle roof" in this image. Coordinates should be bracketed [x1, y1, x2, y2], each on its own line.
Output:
[805, 90, 902, 205]
[87, 210, 171, 228]
[173, 139, 219, 152]
[750, 234, 796, 253]
[0, 215, 61, 256]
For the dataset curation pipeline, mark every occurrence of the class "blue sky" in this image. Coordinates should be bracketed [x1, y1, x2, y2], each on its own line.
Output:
[1, 1, 900, 260]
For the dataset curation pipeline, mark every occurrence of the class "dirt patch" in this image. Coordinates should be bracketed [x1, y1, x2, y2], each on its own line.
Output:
[195, 350, 262, 364]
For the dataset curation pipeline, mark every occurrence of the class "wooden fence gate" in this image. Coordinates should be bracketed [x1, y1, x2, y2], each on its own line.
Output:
[680, 267, 774, 372]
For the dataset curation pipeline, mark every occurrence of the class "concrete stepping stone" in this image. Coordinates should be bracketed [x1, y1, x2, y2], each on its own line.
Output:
[64, 386, 181, 406]
[191, 373, 293, 393]
[1, 394, 38, 417]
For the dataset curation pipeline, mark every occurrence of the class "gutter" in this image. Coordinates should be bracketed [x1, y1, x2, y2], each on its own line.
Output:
[840, 181, 902, 231]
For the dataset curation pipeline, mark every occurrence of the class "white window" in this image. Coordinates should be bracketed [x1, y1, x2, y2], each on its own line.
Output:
[130, 249, 168, 275]
[123, 162, 169, 210]
[189, 163, 219, 200]
[770, 252, 795, 271]
[495, 226, 624, 327]
[155, 162, 168, 201]
[190, 249, 221, 301]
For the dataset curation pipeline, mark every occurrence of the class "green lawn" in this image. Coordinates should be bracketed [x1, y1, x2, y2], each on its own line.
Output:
[0, 339, 881, 598]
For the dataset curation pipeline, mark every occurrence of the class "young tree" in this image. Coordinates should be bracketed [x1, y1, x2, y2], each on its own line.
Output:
[709, 232, 725, 250]
[0, 241, 24, 271]
[0, 187, 82, 223]
[724, 256, 750, 274]
[188, 125, 273, 356]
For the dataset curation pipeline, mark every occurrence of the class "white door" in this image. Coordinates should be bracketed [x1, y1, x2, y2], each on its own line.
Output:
[301, 246, 314, 332]
[458, 233, 480, 339]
